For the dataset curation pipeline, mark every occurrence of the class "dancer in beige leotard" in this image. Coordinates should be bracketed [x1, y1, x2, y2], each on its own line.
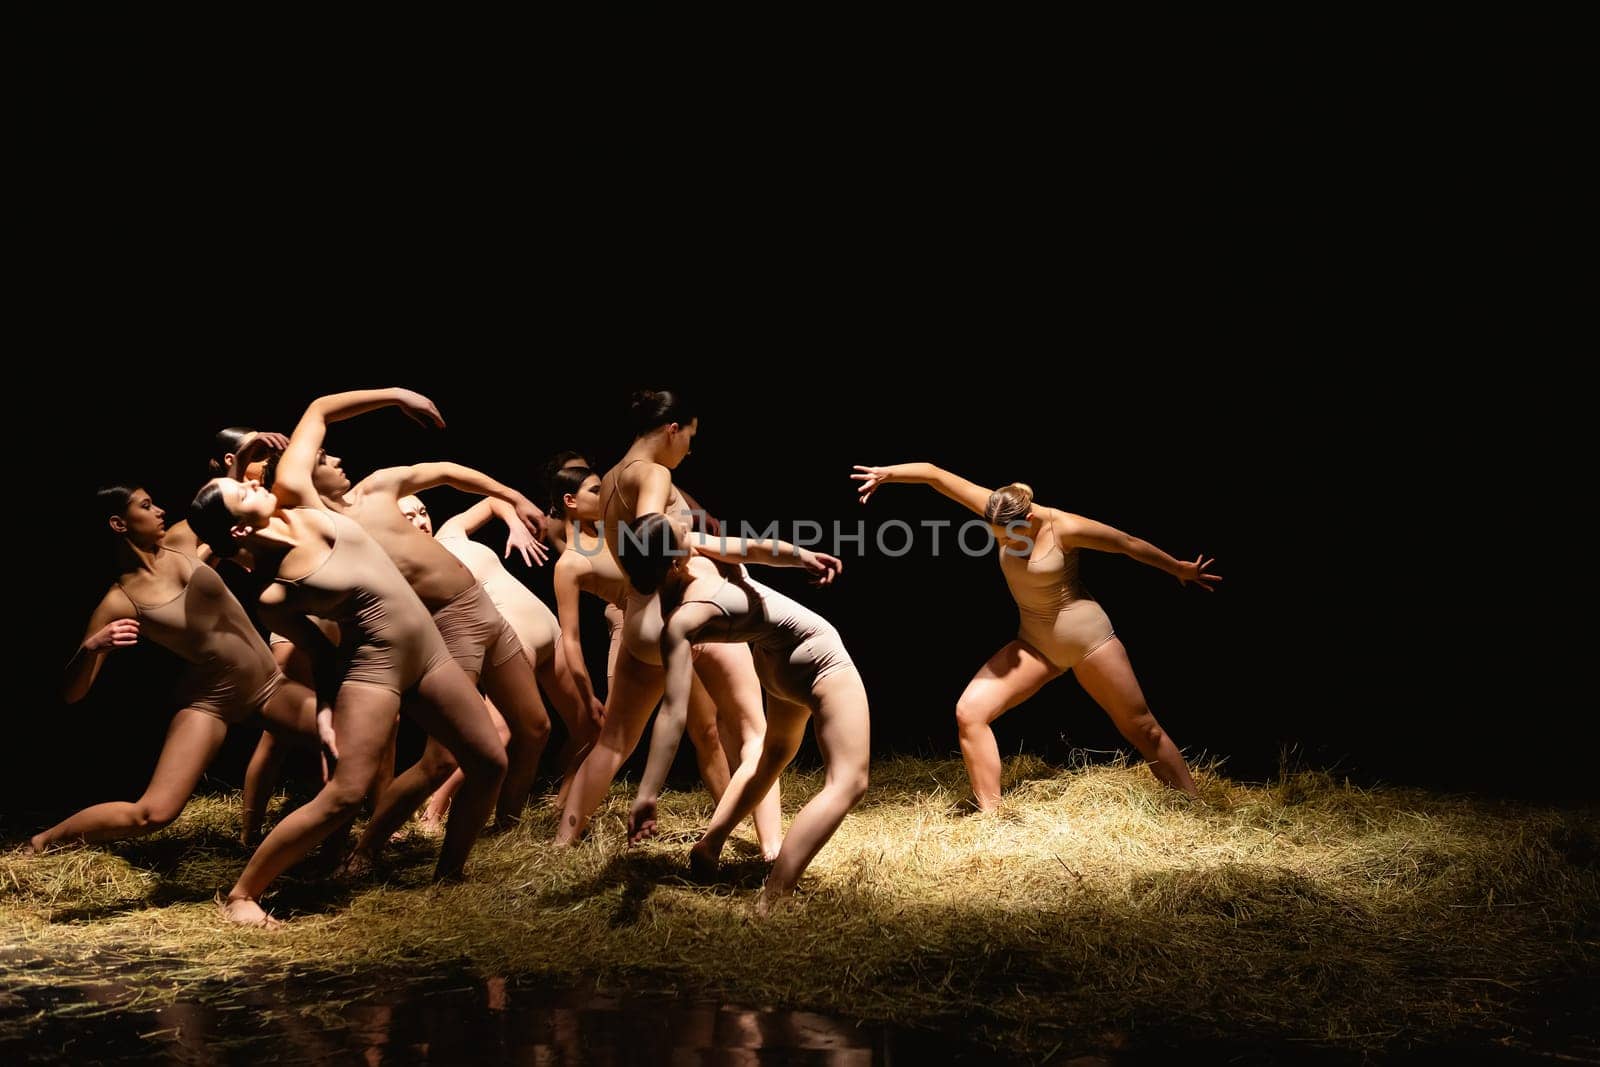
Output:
[615, 515, 863, 913]
[189, 388, 507, 925]
[270, 390, 556, 871]
[853, 463, 1220, 808]
[395, 493, 596, 822]
[555, 392, 778, 854]
[28, 485, 320, 853]
[548, 465, 732, 819]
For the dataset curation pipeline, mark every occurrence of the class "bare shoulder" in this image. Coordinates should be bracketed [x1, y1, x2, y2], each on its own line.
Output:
[161, 520, 202, 559]
[352, 471, 403, 500]
[555, 549, 591, 580]
[1047, 508, 1092, 539]
[96, 583, 137, 621]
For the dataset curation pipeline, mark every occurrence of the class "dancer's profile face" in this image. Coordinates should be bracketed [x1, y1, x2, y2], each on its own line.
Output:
[117, 489, 166, 543]
[311, 450, 351, 496]
[664, 418, 698, 468]
[568, 474, 603, 522]
[216, 478, 275, 526]
[398, 495, 432, 535]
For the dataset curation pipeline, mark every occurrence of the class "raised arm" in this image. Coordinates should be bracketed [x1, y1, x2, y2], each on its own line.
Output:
[852, 462, 993, 517]
[630, 601, 724, 839]
[363, 463, 548, 564]
[434, 498, 497, 540]
[227, 431, 291, 479]
[1052, 510, 1222, 590]
[552, 554, 606, 721]
[688, 532, 843, 585]
[63, 588, 138, 703]
[275, 388, 444, 508]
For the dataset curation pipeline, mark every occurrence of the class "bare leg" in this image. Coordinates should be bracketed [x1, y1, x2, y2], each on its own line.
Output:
[354, 664, 508, 878]
[686, 672, 730, 801]
[372, 716, 399, 809]
[224, 684, 399, 924]
[694, 643, 781, 859]
[539, 642, 599, 811]
[401, 664, 508, 880]
[421, 697, 509, 830]
[241, 732, 290, 848]
[953, 641, 1061, 811]
[691, 697, 805, 880]
[555, 648, 663, 845]
[479, 651, 552, 827]
[761, 670, 870, 904]
[1072, 638, 1197, 797]
[31, 707, 227, 850]
[242, 676, 323, 846]
[628, 671, 730, 844]
[242, 645, 323, 845]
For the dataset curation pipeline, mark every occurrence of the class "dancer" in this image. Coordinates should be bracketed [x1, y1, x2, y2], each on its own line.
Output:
[555, 392, 779, 854]
[272, 391, 556, 866]
[548, 465, 732, 822]
[616, 514, 862, 913]
[188, 388, 507, 924]
[852, 463, 1220, 807]
[396, 493, 595, 822]
[30, 485, 318, 852]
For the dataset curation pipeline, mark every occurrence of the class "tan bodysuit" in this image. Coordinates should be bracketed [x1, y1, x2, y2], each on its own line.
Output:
[438, 536, 557, 668]
[118, 549, 281, 725]
[998, 522, 1115, 671]
[603, 458, 705, 668]
[276, 509, 451, 695]
[679, 571, 856, 711]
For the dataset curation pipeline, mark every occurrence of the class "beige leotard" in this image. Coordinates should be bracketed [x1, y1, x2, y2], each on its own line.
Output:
[680, 571, 856, 711]
[117, 548, 281, 725]
[998, 523, 1115, 671]
[276, 509, 451, 694]
[439, 535, 557, 668]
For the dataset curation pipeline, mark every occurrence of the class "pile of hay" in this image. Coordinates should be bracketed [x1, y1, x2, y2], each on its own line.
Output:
[4, 755, 1597, 1058]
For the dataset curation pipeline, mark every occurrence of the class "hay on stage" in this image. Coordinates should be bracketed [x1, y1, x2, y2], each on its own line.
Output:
[4, 755, 1597, 1056]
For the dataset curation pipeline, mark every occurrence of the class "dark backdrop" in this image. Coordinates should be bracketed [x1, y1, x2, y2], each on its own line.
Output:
[6, 52, 1584, 829]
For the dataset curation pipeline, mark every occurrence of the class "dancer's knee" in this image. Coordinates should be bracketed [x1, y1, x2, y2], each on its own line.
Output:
[133, 797, 187, 829]
[954, 695, 994, 733]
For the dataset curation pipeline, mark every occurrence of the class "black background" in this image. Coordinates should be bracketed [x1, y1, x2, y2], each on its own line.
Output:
[4, 49, 1586, 833]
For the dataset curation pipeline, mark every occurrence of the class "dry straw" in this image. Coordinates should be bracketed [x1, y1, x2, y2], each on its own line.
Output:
[4, 755, 1597, 1056]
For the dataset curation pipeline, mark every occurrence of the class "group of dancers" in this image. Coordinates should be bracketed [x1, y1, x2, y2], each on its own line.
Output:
[30, 387, 1220, 924]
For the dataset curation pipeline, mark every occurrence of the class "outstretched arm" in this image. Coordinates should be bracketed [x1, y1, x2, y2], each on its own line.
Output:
[852, 462, 993, 517]
[688, 532, 843, 585]
[365, 463, 545, 542]
[275, 388, 443, 508]
[1053, 510, 1222, 590]
[633, 603, 724, 813]
[63, 588, 139, 703]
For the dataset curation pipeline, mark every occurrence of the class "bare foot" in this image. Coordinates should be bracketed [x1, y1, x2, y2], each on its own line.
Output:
[416, 813, 446, 837]
[761, 845, 781, 863]
[688, 841, 720, 881]
[627, 797, 658, 846]
[754, 883, 793, 918]
[26, 833, 47, 854]
[335, 850, 374, 881]
[220, 895, 283, 929]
